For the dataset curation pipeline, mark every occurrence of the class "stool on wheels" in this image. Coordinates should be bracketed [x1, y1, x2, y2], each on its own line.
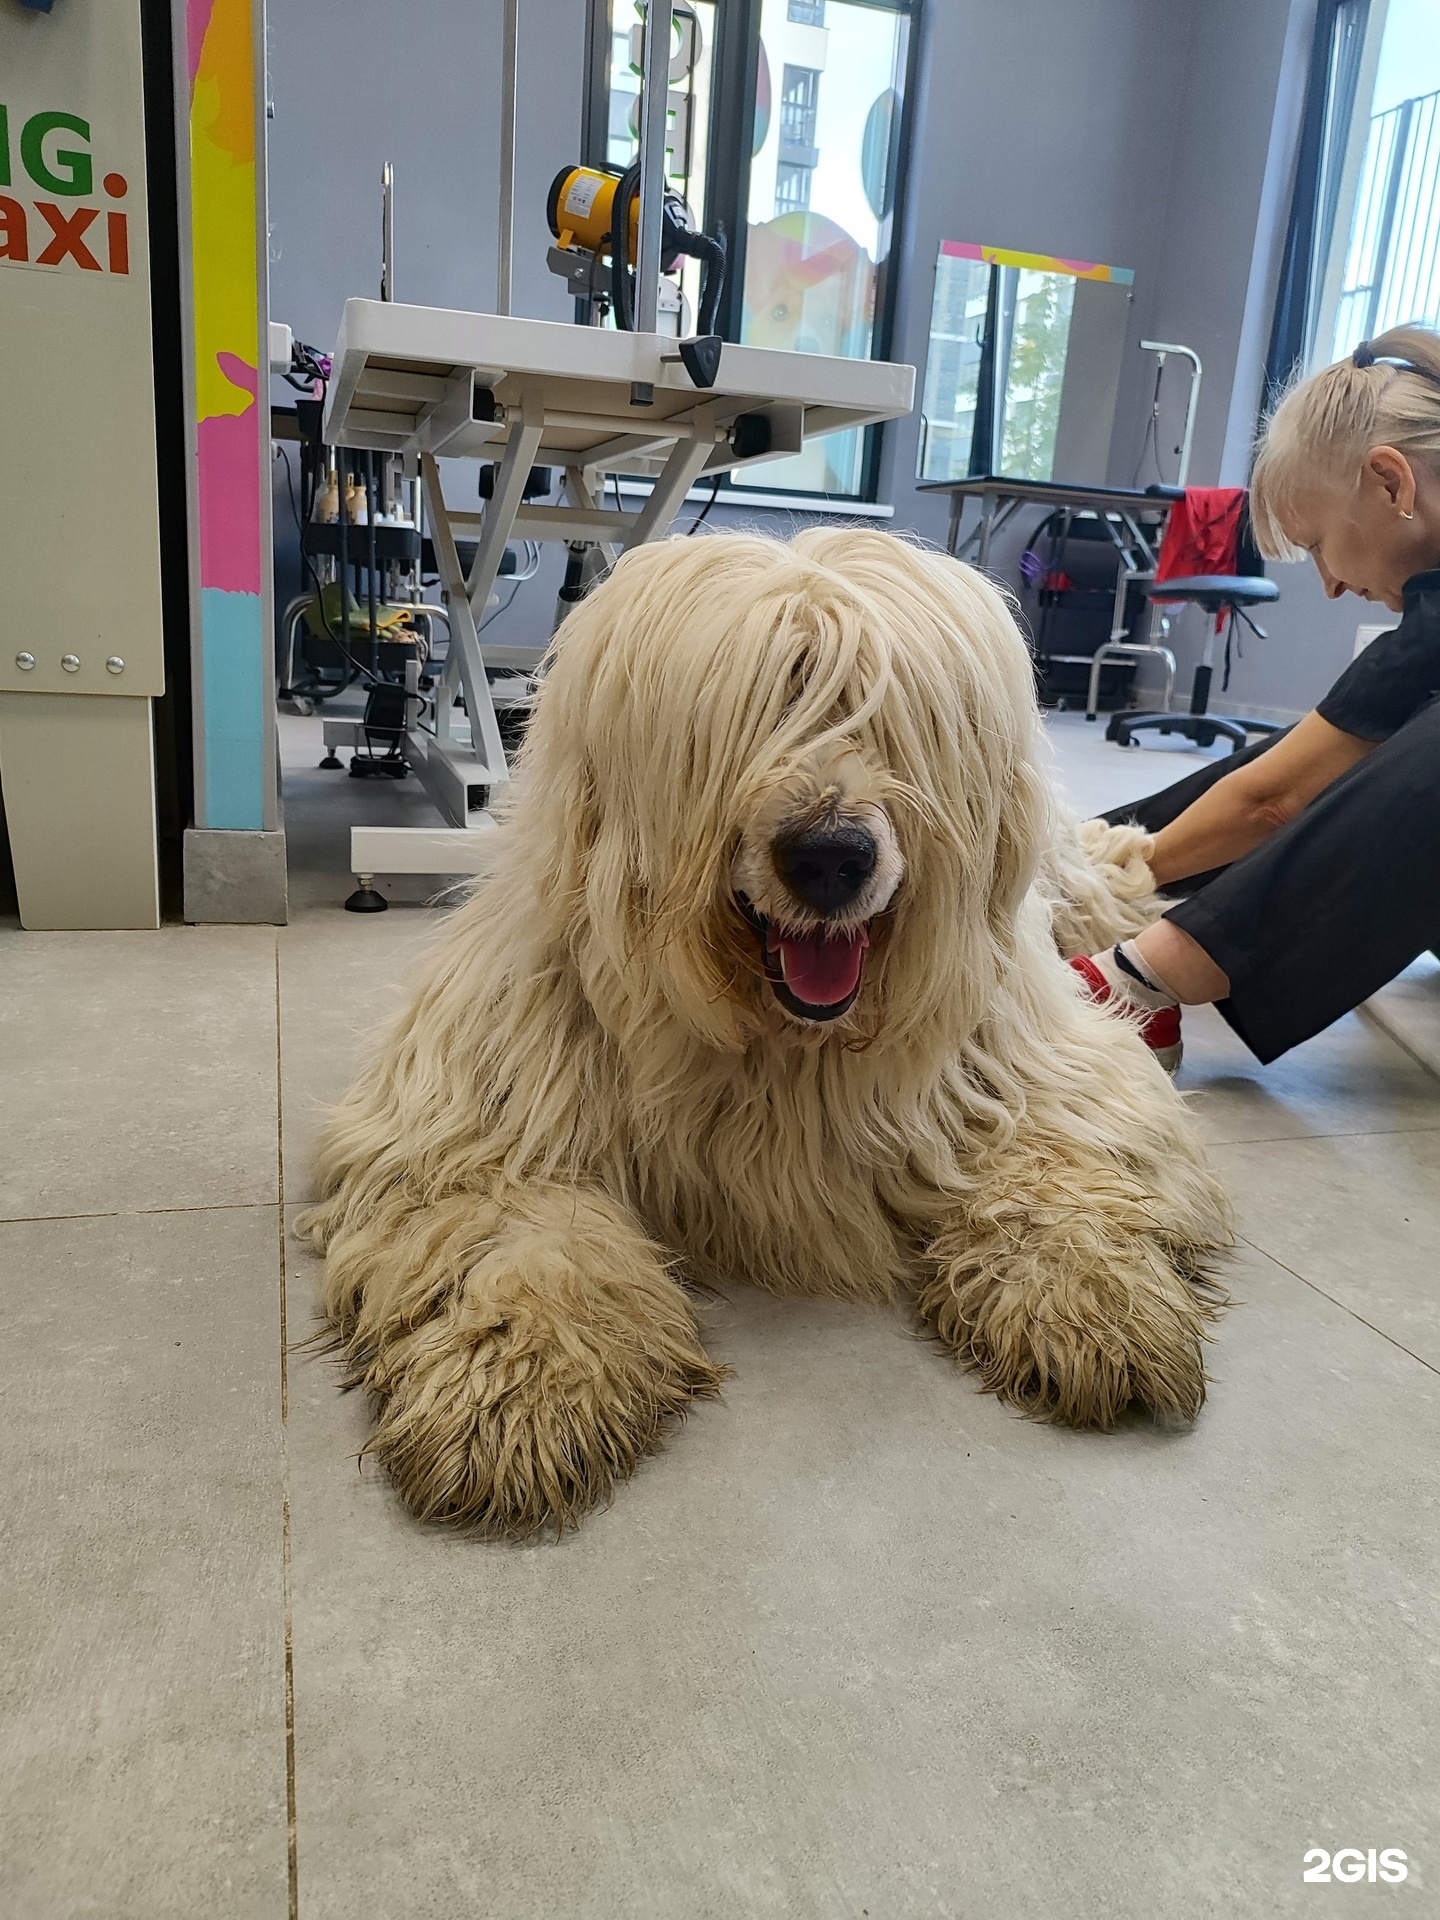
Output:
[1108, 575, 1284, 751]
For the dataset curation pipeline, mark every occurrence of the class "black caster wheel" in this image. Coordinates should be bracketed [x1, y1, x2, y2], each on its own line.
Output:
[344, 879, 389, 913]
[1195, 727, 1216, 748]
[348, 757, 409, 781]
[319, 750, 343, 770]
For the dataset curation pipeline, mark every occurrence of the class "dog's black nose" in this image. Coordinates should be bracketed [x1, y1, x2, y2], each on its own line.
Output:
[774, 825, 877, 915]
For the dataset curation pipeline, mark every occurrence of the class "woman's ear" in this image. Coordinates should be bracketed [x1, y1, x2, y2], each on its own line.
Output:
[1367, 445, 1418, 515]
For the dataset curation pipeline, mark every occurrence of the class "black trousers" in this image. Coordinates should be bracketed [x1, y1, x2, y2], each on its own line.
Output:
[1099, 701, 1440, 1062]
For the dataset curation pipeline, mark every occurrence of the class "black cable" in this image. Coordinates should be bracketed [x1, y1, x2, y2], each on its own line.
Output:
[1132, 357, 1167, 488]
[609, 162, 642, 332]
[283, 338, 331, 394]
[698, 222, 726, 335]
[687, 472, 722, 533]
[672, 224, 727, 334]
[480, 578, 523, 629]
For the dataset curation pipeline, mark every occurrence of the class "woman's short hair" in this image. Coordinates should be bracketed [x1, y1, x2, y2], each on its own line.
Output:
[1250, 324, 1440, 560]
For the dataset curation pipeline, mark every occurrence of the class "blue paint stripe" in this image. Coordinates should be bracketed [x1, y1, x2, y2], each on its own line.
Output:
[200, 588, 266, 829]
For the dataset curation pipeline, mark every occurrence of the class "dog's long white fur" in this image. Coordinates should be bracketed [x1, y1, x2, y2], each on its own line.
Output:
[300, 528, 1230, 1535]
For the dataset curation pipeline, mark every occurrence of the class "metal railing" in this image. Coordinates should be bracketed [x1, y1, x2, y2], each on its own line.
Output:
[1337, 86, 1440, 347]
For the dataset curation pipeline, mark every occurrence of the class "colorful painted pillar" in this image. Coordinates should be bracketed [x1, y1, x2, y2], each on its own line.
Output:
[178, 0, 285, 921]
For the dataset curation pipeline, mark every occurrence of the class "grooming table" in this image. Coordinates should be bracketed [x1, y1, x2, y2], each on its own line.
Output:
[917, 475, 1185, 716]
[321, 300, 915, 893]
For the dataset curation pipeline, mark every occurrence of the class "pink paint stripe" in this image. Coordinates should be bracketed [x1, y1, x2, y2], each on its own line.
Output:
[197, 393, 262, 596]
[215, 350, 258, 403]
[938, 239, 1131, 284]
[187, 0, 218, 87]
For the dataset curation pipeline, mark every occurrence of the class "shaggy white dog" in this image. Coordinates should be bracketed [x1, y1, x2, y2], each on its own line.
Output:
[301, 529, 1230, 1536]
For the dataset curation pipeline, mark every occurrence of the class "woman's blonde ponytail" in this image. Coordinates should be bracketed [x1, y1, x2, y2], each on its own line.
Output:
[1251, 324, 1440, 559]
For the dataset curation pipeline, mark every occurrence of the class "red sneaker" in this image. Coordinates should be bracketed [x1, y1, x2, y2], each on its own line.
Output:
[1069, 953, 1183, 1074]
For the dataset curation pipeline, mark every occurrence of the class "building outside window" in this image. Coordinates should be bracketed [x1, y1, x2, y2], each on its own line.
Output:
[1280, 0, 1440, 377]
[779, 64, 820, 153]
[774, 161, 812, 215]
[588, 0, 915, 501]
[776, 64, 819, 215]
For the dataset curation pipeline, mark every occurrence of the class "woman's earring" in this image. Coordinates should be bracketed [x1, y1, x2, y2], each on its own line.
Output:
[1402, 508, 1415, 520]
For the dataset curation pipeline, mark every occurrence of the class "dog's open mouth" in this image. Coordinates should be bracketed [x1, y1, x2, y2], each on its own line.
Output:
[737, 896, 869, 1022]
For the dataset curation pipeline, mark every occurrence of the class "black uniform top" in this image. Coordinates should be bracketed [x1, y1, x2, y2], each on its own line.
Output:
[1317, 567, 1440, 740]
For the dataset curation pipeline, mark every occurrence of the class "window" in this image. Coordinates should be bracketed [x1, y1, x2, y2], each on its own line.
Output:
[917, 244, 1131, 485]
[775, 65, 819, 213]
[779, 65, 820, 156]
[586, 0, 917, 502]
[774, 161, 811, 216]
[1270, 0, 1440, 385]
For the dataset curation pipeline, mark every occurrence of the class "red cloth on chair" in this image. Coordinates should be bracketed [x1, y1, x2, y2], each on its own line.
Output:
[1153, 486, 1249, 629]
[1154, 486, 1248, 583]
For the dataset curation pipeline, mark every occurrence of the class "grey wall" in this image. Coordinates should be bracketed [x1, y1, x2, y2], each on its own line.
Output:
[266, 0, 587, 652]
[879, 0, 1196, 545]
[1123, 0, 1365, 715]
[266, 0, 1362, 711]
[266, 0, 586, 342]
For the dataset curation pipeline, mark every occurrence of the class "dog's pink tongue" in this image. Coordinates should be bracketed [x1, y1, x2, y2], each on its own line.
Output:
[778, 927, 868, 1005]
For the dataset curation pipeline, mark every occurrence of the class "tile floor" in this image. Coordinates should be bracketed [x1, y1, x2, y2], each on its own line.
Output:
[4, 710, 1438, 1919]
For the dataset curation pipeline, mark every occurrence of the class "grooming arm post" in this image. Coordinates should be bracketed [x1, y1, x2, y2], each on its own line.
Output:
[381, 162, 395, 301]
[497, 0, 520, 316]
[1139, 341, 1202, 488]
[635, 0, 675, 336]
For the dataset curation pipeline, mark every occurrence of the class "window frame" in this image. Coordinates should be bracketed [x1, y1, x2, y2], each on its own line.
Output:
[582, 0, 921, 506]
[1265, 0, 1373, 395]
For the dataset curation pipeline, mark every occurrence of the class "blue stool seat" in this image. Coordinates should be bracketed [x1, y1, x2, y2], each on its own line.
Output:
[1107, 577, 1284, 753]
[1147, 575, 1279, 611]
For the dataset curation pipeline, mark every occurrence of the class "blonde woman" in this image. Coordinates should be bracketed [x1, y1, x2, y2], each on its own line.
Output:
[1073, 325, 1440, 1067]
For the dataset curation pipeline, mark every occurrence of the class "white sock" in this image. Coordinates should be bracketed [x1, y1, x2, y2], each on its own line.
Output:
[1090, 940, 1180, 1013]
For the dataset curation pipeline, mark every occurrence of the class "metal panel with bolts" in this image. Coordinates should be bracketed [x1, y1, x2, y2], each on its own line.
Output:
[0, 0, 164, 928]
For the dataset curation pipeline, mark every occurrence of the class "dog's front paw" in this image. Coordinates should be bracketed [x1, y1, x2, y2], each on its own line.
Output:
[357, 1253, 726, 1537]
[920, 1238, 1216, 1429]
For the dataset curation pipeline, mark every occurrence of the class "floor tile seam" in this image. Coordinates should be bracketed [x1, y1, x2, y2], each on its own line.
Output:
[0, 1199, 281, 1227]
[1206, 1123, 1440, 1151]
[275, 936, 300, 1920]
[1356, 1003, 1440, 1087]
[1236, 1232, 1440, 1379]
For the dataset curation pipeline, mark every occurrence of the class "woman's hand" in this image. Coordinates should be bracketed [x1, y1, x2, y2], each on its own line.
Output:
[1147, 712, 1376, 887]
